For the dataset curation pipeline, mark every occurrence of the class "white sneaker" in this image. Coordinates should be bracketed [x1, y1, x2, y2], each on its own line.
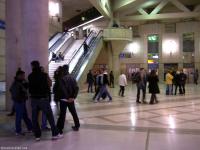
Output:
[94, 100, 98, 103]
[52, 134, 63, 140]
[35, 138, 41, 141]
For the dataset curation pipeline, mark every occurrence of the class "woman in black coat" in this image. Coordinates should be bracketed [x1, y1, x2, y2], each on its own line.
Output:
[148, 70, 160, 104]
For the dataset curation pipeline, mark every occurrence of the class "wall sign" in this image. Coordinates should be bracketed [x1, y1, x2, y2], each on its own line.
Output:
[0, 20, 5, 30]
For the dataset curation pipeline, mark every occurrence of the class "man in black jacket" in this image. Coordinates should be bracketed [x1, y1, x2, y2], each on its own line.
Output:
[28, 61, 60, 141]
[57, 65, 80, 134]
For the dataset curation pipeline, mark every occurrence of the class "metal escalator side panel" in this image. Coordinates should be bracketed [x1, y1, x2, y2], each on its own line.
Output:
[48, 32, 62, 49]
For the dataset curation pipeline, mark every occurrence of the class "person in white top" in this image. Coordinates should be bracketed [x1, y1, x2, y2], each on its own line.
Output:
[119, 72, 128, 97]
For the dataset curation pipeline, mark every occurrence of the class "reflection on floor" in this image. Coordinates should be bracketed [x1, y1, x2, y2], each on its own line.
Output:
[1, 84, 200, 150]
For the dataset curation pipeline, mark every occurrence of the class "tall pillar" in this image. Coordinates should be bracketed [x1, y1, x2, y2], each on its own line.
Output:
[21, 0, 49, 73]
[5, 0, 22, 110]
[5, 0, 49, 110]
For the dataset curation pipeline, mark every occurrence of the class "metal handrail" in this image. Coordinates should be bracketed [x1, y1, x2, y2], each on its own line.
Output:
[67, 31, 95, 65]
[49, 32, 68, 51]
[71, 30, 103, 78]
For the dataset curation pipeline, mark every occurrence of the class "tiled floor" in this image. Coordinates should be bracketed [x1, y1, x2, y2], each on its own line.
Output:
[1, 83, 200, 150]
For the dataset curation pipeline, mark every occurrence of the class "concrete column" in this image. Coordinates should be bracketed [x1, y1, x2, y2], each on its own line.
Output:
[110, 40, 129, 79]
[5, 0, 49, 110]
[112, 54, 120, 79]
[21, 0, 49, 73]
[5, 0, 22, 110]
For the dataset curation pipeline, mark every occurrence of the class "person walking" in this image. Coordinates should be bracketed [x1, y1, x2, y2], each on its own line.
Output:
[87, 70, 94, 93]
[96, 69, 112, 102]
[118, 71, 127, 97]
[135, 68, 147, 104]
[10, 69, 32, 135]
[165, 70, 174, 95]
[109, 71, 114, 88]
[148, 70, 160, 104]
[180, 70, 187, 95]
[40, 66, 52, 131]
[57, 65, 80, 134]
[174, 71, 182, 95]
[194, 69, 199, 85]
[28, 61, 61, 141]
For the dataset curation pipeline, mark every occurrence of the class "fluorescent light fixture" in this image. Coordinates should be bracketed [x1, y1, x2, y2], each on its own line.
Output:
[68, 16, 104, 31]
[49, 1, 59, 16]
[163, 39, 178, 55]
[127, 42, 140, 54]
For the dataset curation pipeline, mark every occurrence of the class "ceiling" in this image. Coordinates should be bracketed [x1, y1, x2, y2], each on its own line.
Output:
[61, 0, 200, 22]
[62, 0, 92, 21]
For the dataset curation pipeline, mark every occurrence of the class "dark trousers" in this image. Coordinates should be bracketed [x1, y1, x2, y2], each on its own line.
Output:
[93, 86, 100, 100]
[119, 86, 125, 96]
[110, 79, 114, 88]
[136, 86, 146, 102]
[174, 84, 182, 95]
[14, 101, 32, 133]
[150, 94, 157, 104]
[31, 98, 58, 138]
[88, 82, 93, 93]
[57, 101, 80, 134]
[180, 84, 185, 94]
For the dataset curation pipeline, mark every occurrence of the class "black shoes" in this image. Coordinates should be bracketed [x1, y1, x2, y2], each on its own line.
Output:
[72, 126, 79, 131]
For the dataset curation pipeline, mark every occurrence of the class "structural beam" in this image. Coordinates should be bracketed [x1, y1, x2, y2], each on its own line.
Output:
[138, 8, 148, 15]
[113, 0, 146, 12]
[169, 0, 190, 12]
[119, 0, 162, 17]
[89, 0, 113, 18]
[120, 12, 200, 21]
[194, 5, 200, 12]
[150, 0, 169, 15]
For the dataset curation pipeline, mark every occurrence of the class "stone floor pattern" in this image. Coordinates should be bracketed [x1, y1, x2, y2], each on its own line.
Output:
[0, 84, 200, 150]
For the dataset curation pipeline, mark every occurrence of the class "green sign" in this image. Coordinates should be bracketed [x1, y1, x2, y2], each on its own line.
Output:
[148, 35, 158, 42]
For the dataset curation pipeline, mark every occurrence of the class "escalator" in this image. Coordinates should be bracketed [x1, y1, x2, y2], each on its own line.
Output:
[48, 31, 99, 80]
[68, 31, 103, 86]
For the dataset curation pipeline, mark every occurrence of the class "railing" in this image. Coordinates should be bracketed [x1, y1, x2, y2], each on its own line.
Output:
[67, 31, 97, 72]
[103, 28, 133, 41]
[48, 32, 62, 49]
[49, 32, 69, 52]
[71, 30, 103, 78]
[48, 32, 72, 62]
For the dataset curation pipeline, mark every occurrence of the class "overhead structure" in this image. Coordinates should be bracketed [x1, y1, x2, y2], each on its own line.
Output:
[89, 0, 200, 21]
[88, 0, 113, 18]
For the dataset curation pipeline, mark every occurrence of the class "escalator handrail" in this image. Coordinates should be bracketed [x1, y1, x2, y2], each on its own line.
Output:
[49, 32, 69, 51]
[72, 30, 103, 78]
[67, 31, 95, 66]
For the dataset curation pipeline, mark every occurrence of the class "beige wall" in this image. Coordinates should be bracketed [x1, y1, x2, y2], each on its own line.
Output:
[49, 0, 62, 37]
[0, 0, 5, 81]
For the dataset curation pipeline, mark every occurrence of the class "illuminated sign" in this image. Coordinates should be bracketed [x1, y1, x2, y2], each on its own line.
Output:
[148, 35, 158, 42]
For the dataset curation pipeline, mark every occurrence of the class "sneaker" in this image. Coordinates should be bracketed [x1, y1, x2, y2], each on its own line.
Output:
[136, 101, 141, 104]
[72, 126, 79, 131]
[15, 132, 25, 136]
[35, 138, 41, 141]
[94, 100, 98, 103]
[52, 134, 63, 140]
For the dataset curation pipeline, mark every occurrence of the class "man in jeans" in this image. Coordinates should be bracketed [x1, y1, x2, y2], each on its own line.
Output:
[57, 65, 80, 134]
[96, 70, 112, 102]
[28, 61, 61, 141]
